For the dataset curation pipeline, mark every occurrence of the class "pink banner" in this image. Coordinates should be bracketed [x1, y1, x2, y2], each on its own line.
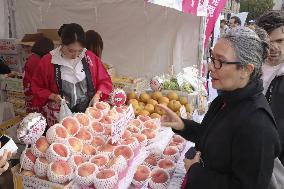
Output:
[146, 0, 227, 48]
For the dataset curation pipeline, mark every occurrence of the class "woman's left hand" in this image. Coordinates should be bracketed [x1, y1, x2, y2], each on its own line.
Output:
[184, 151, 201, 172]
[89, 91, 102, 107]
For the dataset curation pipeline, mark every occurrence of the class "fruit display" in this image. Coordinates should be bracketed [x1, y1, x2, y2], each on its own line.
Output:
[126, 91, 192, 118]
[17, 102, 164, 188]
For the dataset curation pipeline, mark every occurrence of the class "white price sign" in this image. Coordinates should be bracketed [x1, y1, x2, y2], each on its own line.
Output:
[180, 105, 187, 119]
[111, 116, 127, 143]
[125, 104, 135, 122]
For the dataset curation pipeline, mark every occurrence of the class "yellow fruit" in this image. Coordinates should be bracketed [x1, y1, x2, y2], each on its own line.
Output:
[139, 102, 145, 109]
[175, 111, 180, 116]
[167, 91, 179, 101]
[154, 105, 166, 115]
[151, 91, 163, 101]
[158, 96, 170, 105]
[179, 96, 188, 105]
[128, 99, 139, 106]
[168, 100, 182, 112]
[127, 91, 137, 100]
[139, 110, 150, 116]
[185, 103, 191, 112]
[134, 106, 142, 116]
[139, 93, 150, 103]
[147, 99, 158, 106]
[150, 113, 161, 119]
[144, 104, 155, 114]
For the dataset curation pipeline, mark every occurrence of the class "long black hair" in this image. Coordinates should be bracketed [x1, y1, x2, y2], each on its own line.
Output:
[31, 37, 54, 57]
[58, 23, 85, 46]
[86, 30, 103, 58]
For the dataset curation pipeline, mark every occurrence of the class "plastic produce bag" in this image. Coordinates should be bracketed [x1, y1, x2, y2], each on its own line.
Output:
[58, 99, 72, 122]
[0, 102, 15, 123]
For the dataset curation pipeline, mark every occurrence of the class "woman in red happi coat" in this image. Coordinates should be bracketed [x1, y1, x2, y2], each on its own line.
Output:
[31, 23, 112, 127]
[23, 37, 54, 114]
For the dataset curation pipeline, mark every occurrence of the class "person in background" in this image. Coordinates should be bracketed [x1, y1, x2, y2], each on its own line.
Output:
[256, 10, 284, 165]
[220, 19, 228, 37]
[23, 37, 54, 113]
[229, 16, 241, 29]
[0, 57, 11, 75]
[31, 23, 112, 127]
[86, 30, 103, 58]
[158, 27, 280, 189]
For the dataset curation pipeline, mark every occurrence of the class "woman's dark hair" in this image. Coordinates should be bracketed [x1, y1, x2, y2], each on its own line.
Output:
[58, 23, 85, 46]
[256, 10, 284, 34]
[31, 37, 54, 57]
[86, 30, 103, 58]
[230, 16, 241, 25]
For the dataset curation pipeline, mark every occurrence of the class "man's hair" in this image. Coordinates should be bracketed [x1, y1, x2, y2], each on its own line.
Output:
[230, 16, 241, 25]
[221, 19, 227, 24]
[256, 10, 284, 34]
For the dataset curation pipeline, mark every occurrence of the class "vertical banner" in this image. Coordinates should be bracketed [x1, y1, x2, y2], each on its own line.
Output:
[147, 0, 227, 48]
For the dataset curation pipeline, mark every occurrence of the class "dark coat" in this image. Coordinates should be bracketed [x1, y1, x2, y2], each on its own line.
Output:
[174, 80, 280, 189]
[266, 75, 284, 165]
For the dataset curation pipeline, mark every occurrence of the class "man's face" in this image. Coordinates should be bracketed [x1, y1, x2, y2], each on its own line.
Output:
[268, 27, 284, 66]
[229, 18, 237, 28]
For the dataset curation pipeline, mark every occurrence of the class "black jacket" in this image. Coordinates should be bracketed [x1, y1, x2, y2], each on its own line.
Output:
[266, 75, 284, 165]
[174, 80, 280, 189]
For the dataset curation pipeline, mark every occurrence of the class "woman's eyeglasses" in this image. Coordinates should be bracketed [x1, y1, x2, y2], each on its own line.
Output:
[208, 49, 240, 69]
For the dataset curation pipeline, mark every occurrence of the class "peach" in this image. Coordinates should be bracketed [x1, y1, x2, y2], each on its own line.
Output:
[114, 145, 133, 160]
[75, 128, 92, 141]
[163, 146, 178, 156]
[98, 144, 115, 153]
[78, 163, 97, 177]
[75, 113, 90, 127]
[138, 115, 151, 122]
[62, 117, 80, 136]
[145, 155, 157, 166]
[132, 133, 147, 143]
[91, 122, 104, 133]
[128, 119, 141, 128]
[35, 137, 49, 153]
[90, 155, 109, 167]
[96, 169, 115, 179]
[115, 107, 124, 114]
[53, 143, 68, 157]
[100, 116, 112, 125]
[107, 109, 119, 120]
[141, 129, 156, 140]
[127, 126, 140, 134]
[151, 169, 169, 183]
[158, 159, 175, 169]
[26, 149, 36, 163]
[121, 137, 137, 146]
[134, 165, 150, 181]
[74, 155, 84, 166]
[122, 130, 131, 139]
[95, 102, 110, 111]
[68, 137, 83, 153]
[91, 136, 105, 147]
[86, 107, 103, 120]
[172, 135, 185, 144]
[104, 127, 112, 136]
[51, 161, 71, 175]
[39, 157, 48, 164]
[144, 120, 158, 130]
[107, 138, 120, 146]
[82, 144, 96, 155]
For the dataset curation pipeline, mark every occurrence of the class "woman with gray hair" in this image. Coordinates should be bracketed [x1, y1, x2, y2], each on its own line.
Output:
[158, 27, 280, 189]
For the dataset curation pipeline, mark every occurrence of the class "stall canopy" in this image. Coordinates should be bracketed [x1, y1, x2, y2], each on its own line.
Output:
[0, 0, 203, 78]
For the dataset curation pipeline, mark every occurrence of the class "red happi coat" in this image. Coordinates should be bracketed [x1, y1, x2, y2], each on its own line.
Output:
[31, 50, 112, 127]
[23, 53, 43, 114]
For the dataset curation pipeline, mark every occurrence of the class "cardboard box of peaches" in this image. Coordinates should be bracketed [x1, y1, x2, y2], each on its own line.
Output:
[126, 91, 193, 119]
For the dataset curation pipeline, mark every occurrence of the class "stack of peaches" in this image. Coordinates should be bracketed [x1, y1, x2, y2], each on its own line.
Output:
[19, 102, 162, 189]
[131, 134, 186, 189]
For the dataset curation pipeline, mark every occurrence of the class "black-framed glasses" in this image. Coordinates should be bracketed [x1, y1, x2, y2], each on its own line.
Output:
[208, 49, 240, 69]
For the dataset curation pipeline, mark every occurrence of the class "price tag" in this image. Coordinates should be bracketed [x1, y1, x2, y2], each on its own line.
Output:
[180, 105, 187, 119]
[125, 104, 135, 122]
[111, 116, 126, 143]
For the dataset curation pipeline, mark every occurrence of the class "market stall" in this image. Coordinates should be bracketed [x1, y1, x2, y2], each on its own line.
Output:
[0, 0, 227, 188]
